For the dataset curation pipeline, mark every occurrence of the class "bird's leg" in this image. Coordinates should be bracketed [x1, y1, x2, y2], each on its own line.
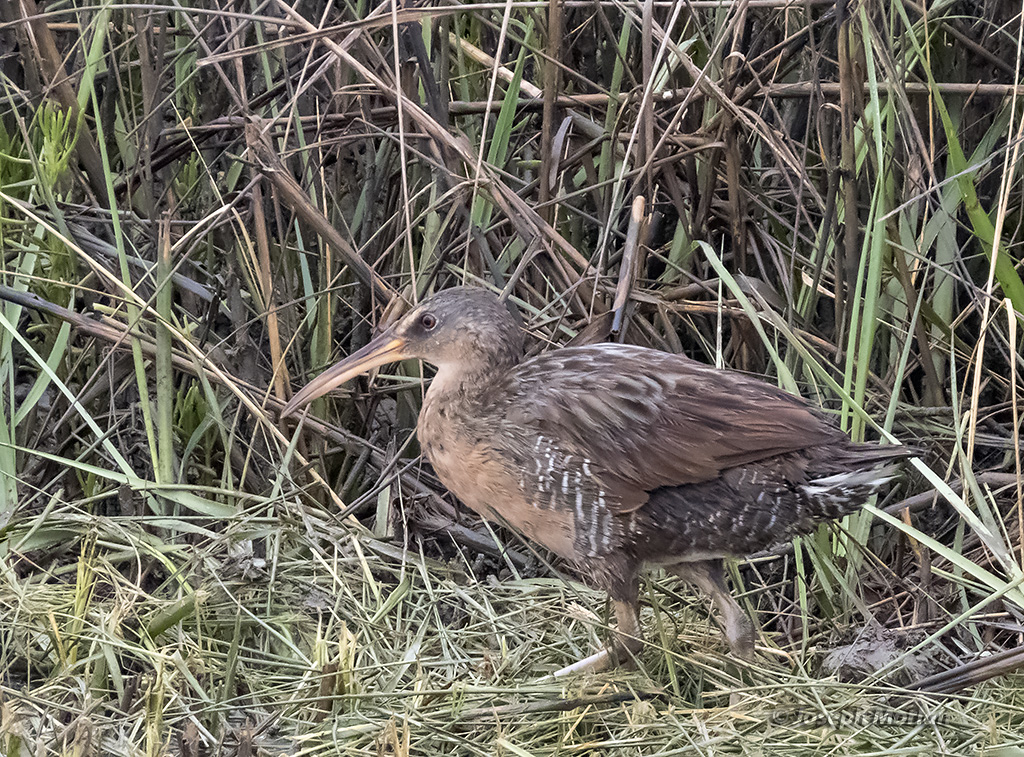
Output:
[550, 599, 641, 678]
[606, 569, 643, 666]
[672, 560, 755, 659]
[551, 569, 642, 678]
[612, 598, 643, 661]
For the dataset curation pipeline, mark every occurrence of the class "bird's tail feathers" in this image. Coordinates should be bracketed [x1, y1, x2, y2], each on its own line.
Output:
[801, 464, 901, 498]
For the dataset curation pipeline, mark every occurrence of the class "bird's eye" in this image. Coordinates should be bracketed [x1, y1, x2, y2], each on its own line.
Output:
[419, 312, 438, 330]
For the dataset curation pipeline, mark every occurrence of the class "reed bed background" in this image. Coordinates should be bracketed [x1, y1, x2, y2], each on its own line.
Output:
[1, 0, 1023, 753]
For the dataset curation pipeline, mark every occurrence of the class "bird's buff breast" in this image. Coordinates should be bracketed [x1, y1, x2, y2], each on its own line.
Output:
[418, 403, 578, 560]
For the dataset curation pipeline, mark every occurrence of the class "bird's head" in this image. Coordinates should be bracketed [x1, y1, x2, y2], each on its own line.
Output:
[281, 287, 523, 416]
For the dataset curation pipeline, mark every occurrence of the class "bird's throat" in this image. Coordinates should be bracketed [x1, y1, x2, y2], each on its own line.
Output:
[426, 360, 502, 400]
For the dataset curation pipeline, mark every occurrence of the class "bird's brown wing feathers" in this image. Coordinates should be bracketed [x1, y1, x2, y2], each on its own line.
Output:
[506, 344, 841, 513]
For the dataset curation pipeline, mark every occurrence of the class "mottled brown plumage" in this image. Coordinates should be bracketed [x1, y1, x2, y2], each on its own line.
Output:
[283, 287, 910, 670]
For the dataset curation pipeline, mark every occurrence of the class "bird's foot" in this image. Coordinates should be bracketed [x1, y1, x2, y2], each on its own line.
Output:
[551, 648, 614, 678]
[548, 635, 642, 678]
[542, 598, 643, 679]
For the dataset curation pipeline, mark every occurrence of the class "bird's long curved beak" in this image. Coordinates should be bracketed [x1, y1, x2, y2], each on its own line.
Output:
[281, 329, 408, 417]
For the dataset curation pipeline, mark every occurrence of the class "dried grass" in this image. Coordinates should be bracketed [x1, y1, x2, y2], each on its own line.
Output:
[1, 0, 1023, 753]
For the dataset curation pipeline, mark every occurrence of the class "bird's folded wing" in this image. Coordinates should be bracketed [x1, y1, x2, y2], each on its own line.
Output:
[506, 345, 840, 513]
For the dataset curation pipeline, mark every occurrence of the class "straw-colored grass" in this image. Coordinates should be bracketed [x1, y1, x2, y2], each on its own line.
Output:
[1, 0, 1023, 753]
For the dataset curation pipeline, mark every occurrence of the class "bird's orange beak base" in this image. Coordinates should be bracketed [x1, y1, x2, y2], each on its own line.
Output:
[281, 330, 408, 417]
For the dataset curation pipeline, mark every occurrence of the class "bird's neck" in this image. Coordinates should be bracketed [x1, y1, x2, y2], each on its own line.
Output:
[427, 357, 508, 400]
